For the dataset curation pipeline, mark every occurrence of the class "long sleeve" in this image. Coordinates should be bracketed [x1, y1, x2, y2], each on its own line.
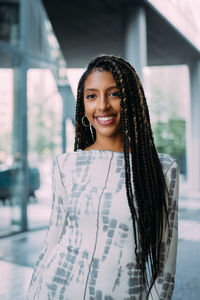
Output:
[149, 160, 179, 300]
[26, 155, 68, 300]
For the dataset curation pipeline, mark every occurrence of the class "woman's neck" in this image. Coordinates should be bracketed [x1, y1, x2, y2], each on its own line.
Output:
[87, 136, 131, 152]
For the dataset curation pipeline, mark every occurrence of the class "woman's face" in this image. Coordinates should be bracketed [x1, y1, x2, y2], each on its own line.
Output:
[84, 70, 122, 141]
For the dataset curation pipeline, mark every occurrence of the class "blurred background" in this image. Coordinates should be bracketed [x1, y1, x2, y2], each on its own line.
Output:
[0, 0, 199, 299]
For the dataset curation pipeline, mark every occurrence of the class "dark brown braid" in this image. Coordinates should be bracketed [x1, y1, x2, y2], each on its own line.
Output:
[74, 54, 169, 298]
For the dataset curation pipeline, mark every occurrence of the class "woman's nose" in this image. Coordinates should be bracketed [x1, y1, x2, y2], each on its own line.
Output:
[97, 95, 110, 111]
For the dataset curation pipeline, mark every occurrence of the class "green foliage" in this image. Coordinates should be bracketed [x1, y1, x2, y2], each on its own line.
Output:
[153, 118, 185, 157]
[152, 118, 186, 174]
[147, 66, 188, 174]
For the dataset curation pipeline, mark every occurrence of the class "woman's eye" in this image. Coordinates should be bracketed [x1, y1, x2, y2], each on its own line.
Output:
[86, 94, 95, 99]
[110, 91, 119, 97]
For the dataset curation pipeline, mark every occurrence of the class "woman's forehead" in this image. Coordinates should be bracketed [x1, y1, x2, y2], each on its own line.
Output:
[84, 70, 117, 90]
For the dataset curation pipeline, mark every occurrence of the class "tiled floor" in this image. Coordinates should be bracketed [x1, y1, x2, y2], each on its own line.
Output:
[0, 230, 47, 300]
[0, 230, 47, 268]
[0, 195, 199, 300]
[0, 261, 32, 300]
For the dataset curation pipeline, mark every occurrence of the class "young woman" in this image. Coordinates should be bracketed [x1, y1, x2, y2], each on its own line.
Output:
[26, 55, 179, 300]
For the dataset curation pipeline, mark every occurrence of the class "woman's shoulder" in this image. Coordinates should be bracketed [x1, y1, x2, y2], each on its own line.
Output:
[54, 150, 92, 168]
[55, 151, 79, 165]
[53, 151, 81, 180]
[158, 152, 179, 177]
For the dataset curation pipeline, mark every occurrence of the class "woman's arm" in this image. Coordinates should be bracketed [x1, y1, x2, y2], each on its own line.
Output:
[26, 155, 68, 300]
[149, 160, 179, 300]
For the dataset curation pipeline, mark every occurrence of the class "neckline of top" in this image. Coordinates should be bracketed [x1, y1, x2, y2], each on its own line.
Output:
[76, 149, 132, 158]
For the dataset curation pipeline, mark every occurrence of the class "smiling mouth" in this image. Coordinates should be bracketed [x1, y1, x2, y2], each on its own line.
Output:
[95, 115, 116, 125]
[96, 116, 114, 121]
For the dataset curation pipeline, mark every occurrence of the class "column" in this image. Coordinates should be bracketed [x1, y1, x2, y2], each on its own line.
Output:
[188, 60, 200, 191]
[11, 0, 29, 232]
[12, 57, 28, 232]
[123, 5, 147, 82]
[58, 84, 75, 153]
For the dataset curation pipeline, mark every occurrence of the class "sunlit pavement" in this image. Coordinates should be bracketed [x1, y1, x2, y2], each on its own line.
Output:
[0, 185, 200, 300]
[173, 193, 200, 300]
[0, 261, 32, 300]
[0, 229, 46, 300]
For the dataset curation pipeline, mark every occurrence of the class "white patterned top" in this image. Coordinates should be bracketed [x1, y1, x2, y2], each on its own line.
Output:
[26, 149, 179, 300]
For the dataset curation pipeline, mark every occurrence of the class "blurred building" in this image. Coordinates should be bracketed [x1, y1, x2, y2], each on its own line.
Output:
[0, 0, 200, 236]
[0, 0, 75, 236]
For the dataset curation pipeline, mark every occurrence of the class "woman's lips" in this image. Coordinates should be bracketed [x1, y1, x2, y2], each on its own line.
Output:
[94, 115, 116, 125]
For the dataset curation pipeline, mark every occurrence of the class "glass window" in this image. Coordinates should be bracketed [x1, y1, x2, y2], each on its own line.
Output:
[27, 68, 62, 230]
[0, 2, 19, 45]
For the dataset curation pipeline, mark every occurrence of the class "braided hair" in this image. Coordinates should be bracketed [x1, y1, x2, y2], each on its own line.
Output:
[74, 54, 169, 297]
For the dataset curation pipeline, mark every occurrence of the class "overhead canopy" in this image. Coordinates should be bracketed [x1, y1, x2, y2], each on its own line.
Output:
[42, 0, 200, 68]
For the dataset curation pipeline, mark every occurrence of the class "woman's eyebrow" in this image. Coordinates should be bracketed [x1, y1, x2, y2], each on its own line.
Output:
[85, 88, 98, 92]
[106, 86, 118, 91]
[85, 86, 118, 92]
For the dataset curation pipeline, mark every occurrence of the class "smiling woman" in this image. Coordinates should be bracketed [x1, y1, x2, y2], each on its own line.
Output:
[83, 70, 124, 151]
[26, 55, 179, 300]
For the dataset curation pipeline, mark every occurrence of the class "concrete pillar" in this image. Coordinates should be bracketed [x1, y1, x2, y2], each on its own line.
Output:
[11, 0, 29, 232]
[188, 60, 200, 191]
[12, 58, 28, 232]
[58, 84, 75, 153]
[123, 5, 147, 82]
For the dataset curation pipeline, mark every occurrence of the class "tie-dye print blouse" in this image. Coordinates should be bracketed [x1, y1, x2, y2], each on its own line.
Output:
[26, 149, 179, 300]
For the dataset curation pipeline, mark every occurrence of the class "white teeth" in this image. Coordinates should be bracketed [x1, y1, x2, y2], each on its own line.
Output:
[97, 116, 114, 121]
